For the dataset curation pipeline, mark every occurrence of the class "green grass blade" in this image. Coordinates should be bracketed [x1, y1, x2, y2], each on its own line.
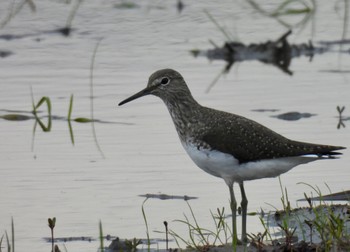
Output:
[182, 215, 198, 249]
[11, 218, 14, 252]
[30, 86, 35, 113]
[35, 97, 47, 109]
[32, 96, 52, 132]
[74, 117, 94, 123]
[68, 94, 74, 121]
[259, 216, 273, 241]
[68, 121, 75, 145]
[273, 0, 297, 14]
[141, 198, 151, 251]
[89, 38, 105, 159]
[66, 0, 83, 29]
[186, 201, 207, 243]
[0, 234, 3, 252]
[66, 92, 75, 144]
[342, 0, 349, 44]
[168, 229, 187, 248]
[247, 0, 270, 16]
[5, 231, 10, 252]
[31, 120, 37, 152]
[99, 220, 104, 252]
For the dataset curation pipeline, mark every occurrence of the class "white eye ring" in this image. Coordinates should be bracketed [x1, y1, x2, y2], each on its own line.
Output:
[160, 77, 169, 85]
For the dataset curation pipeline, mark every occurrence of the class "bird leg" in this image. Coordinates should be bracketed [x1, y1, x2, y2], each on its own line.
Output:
[239, 182, 248, 243]
[228, 183, 238, 244]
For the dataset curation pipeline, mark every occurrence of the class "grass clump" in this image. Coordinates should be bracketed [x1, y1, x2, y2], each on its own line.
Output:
[298, 183, 350, 251]
[167, 180, 349, 251]
[261, 181, 350, 251]
[169, 201, 233, 251]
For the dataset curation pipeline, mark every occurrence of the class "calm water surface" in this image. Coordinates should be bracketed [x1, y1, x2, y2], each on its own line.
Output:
[0, 1, 349, 251]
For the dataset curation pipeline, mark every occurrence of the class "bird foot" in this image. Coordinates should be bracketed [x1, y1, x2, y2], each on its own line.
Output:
[232, 237, 249, 246]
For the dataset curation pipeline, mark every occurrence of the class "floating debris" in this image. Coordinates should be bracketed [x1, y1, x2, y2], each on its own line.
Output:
[298, 190, 350, 201]
[0, 34, 26, 40]
[318, 39, 350, 46]
[50, 27, 72, 37]
[0, 28, 76, 41]
[0, 50, 13, 58]
[319, 69, 350, 73]
[177, 0, 184, 13]
[139, 193, 198, 201]
[191, 30, 333, 76]
[251, 109, 280, 113]
[43, 236, 94, 243]
[107, 237, 168, 252]
[271, 111, 317, 121]
[114, 2, 140, 9]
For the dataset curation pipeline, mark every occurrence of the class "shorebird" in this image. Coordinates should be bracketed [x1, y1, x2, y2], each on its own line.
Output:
[118, 69, 345, 243]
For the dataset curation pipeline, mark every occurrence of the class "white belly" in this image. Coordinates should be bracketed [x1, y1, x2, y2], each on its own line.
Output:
[181, 142, 319, 183]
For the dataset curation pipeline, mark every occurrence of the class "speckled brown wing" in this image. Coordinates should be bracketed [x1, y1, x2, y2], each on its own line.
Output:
[198, 108, 345, 163]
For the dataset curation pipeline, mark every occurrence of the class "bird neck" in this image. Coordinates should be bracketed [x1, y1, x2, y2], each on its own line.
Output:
[160, 91, 201, 142]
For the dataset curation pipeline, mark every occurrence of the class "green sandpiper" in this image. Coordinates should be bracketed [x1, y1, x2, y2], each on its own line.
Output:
[119, 69, 346, 243]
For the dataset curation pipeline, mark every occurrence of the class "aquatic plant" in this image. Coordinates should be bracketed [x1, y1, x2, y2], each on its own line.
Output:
[169, 201, 234, 251]
[337, 105, 346, 129]
[64, 0, 84, 36]
[99, 220, 104, 252]
[89, 39, 105, 159]
[298, 183, 350, 251]
[0, 217, 15, 252]
[165, 179, 349, 251]
[164, 221, 169, 250]
[31, 88, 52, 132]
[141, 198, 151, 252]
[125, 238, 142, 251]
[48, 217, 56, 252]
[261, 181, 350, 251]
[247, 0, 316, 34]
[0, 0, 36, 28]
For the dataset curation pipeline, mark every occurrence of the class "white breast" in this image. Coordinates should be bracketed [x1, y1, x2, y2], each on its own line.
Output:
[181, 141, 239, 178]
[181, 141, 319, 183]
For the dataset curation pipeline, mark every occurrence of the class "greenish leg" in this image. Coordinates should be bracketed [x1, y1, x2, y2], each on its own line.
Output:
[228, 183, 238, 244]
[239, 182, 248, 243]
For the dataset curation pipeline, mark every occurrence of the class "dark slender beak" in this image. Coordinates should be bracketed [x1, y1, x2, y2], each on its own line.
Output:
[118, 86, 153, 106]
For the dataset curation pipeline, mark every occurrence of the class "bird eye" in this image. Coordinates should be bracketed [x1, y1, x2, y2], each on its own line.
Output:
[160, 77, 169, 85]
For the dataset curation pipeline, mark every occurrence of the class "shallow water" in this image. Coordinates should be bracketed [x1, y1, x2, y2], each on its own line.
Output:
[0, 1, 349, 251]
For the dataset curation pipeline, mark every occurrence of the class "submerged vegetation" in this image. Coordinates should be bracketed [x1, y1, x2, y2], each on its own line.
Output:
[0, 38, 107, 158]
[27, 90, 101, 146]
